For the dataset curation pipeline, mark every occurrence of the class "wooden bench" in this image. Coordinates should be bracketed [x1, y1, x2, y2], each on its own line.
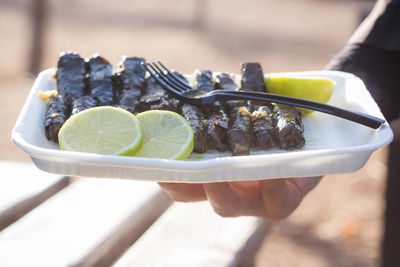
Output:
[0, 161, 267, 266]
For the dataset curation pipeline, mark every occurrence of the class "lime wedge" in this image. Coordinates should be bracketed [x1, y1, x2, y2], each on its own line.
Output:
[264, 76, 336, 115]
[135, 110, 194, 160]
[58, 106, 143, 156]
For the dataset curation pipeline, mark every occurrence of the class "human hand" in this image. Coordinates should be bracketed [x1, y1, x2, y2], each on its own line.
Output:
[159, 176, 322, 221]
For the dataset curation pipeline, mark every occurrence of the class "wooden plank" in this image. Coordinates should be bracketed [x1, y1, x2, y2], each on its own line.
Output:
[0, 177, 172, 267]
[113, 202, 268, 267]
[0, 161, 70, 231]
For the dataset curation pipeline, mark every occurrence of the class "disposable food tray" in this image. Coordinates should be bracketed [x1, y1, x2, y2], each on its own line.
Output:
[12, 69, 393, 182]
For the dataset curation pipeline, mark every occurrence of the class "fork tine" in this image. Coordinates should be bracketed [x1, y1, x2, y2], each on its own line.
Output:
[141, 63, 180, 95]
[145, 62, 188, 96]
[148, 62, 187, 93]
[151, 62, 187, 93]
[156, 61, 193, 91]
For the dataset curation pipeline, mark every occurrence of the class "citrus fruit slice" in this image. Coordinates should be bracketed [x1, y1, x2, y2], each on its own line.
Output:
[264, 76, 336, 115]
[58, 106, 143, 156]
[135, 110, 194, 160]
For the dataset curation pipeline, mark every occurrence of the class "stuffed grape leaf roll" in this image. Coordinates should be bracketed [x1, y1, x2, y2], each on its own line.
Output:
[71, 95, 98, 115]
[194, 70, 213, 92]
[251, 105, 276, 149]
[274, 104, 305, 150]
[56, 52, 86, 107]
[180, 104, 208, 153]
[240, 62, 266, 92]
[114, 57, 146, 114]
[44, 95, 69, 143]
[86, 55, 114, 106]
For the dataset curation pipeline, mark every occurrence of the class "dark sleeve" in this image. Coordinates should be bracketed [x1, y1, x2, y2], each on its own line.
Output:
[349, 0, 400, 51]
[325, 0, 400, 122]
[325, 48, 400, 122]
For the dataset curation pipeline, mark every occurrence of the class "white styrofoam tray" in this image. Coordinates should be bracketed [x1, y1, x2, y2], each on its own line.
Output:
[12, 69, 393, 182]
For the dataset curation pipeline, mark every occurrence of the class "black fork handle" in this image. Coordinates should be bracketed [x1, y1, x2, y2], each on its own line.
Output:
[215, 90, 385, 129]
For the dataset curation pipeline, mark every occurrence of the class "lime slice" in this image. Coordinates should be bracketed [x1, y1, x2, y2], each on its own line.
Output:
[264, 76, 336, 115]
[135, 110, 194, 160]
[58, 106, 143, 156]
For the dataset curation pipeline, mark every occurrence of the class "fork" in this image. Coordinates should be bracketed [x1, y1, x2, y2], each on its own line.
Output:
[141, 61, 385, 129]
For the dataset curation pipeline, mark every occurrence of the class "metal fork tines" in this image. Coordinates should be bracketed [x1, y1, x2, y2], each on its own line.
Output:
[142, 61, 208, 105]
[141, 61, 385, 129]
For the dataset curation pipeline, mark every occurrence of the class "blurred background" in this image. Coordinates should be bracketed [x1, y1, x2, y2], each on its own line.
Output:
[2, 0, 389, 266]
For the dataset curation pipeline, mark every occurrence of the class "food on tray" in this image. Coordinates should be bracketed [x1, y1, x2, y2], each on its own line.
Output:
[113, 56, 147, 91]
[226, 103, 252, 155]
[113, 57, 146, 113]
[71, 95, 98, 115]
[42, 52, 316, 158]
[204, 104, 230, 152]
[87, 55, 114, 106]
[240, 62, 278, 151]
[135, 110, 194, 160]
[213, 72, 238, 91]
[180, 104, 208, 153]
[44, 95, 69, 143]
[56, 52, 86, 107]
[38, 89, 58, 101]
[251, 105, 276, 149]
[194, 70, 214, 92]
[193, 70, 231, 151]
[241, 62, 266, 92]
[58, 106, 143, 156]
[274, 104, 306, 150]
[140, 76, 178, 112]
[264, 76, 336, 115]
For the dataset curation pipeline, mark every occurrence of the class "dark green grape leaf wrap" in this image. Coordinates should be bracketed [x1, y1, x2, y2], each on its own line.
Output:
[180, 104, 208, 153]
[194, 70, 213, 92]
[114, 57, 146, 114]
[251, 105, 276, 149]
[204, 105, 230, 151]
[240, 62, 266, 92]
[274, 104, 306, 150]
[71, 95, 98, 115]
[213, 72, 238, 91]
[87, 55, 114, 106]
[44, 95, 69, 143]
[139, 76, 178, 113]
[56, 52, 86, 108]
[226, 103, 252, 156]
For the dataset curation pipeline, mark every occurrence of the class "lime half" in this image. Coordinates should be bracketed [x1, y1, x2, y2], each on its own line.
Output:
[135, 110, 194, 160]
[264, 76, 336, 115]
[58, 106, 143, 156]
